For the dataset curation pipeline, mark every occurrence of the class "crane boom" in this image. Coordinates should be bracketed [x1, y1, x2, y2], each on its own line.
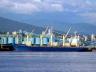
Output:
[65, 27, 71, 38]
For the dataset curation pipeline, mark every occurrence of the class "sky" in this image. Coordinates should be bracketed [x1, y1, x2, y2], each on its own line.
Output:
[0, 0, 96, 31]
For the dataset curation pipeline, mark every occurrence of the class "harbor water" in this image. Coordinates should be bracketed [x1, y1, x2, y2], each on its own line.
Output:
[0, 52, 96, 72]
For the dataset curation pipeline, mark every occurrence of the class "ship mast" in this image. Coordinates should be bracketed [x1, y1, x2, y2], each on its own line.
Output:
[40, 34, 43, 46]
[50, 27, 54, 46]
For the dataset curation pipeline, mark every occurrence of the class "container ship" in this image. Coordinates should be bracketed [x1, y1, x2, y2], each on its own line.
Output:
[0, 27, 95, 52]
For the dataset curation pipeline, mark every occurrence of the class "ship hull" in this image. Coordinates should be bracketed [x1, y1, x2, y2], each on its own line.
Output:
[13, 44, 91, 52]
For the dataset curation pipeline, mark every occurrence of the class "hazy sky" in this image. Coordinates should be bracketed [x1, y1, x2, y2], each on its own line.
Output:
[0, 0, 96, 28]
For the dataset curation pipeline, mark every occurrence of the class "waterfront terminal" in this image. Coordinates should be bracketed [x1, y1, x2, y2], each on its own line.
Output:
[0, 28, 96, 52]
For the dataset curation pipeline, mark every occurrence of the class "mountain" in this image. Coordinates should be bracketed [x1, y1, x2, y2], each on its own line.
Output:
[0, 17, 96, 34]
[6, 12, 95, 34]
[0, 17, 44, 34]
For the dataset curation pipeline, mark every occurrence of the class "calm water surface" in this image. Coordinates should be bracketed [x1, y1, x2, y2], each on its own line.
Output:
[0, 52, 96, 72]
